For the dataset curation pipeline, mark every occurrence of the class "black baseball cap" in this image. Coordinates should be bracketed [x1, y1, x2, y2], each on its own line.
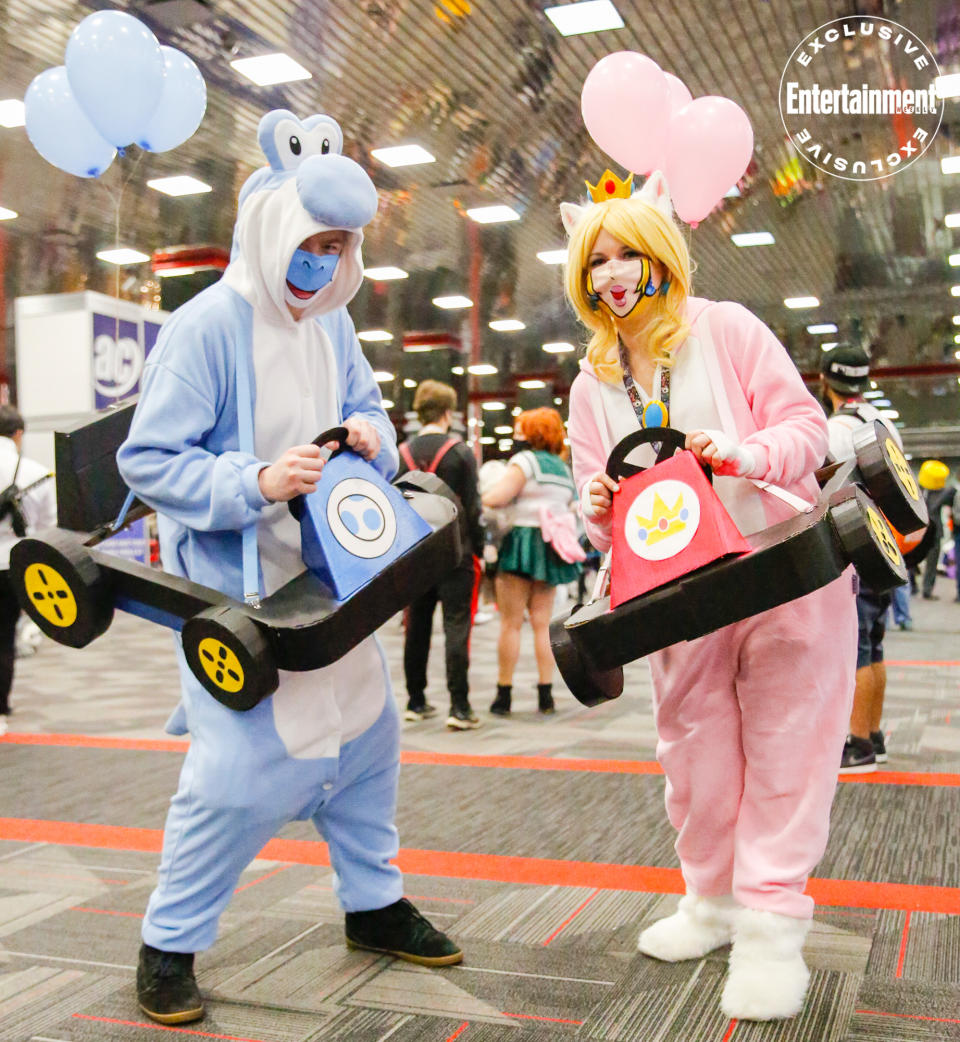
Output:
[820, 344, 870, 394]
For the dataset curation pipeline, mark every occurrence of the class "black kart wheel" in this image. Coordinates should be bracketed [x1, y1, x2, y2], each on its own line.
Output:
[10, 529, 113, 648]
[605, 426, 711, 483]
[550, 608, 624, 707]
[851, 421, 927, 534]
[182, 606, 279, 711]
[829, 486, 908, 592]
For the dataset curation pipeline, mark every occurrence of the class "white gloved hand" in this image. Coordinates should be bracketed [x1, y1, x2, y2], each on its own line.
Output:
[697, 429, 758, 478]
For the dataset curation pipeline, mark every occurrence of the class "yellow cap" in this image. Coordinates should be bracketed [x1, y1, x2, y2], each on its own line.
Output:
[917, 459, 949, 490]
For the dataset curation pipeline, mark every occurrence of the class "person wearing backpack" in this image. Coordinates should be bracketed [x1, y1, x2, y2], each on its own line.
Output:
[397, 380, 484, 730]
[0, 405, 56, 734]
[820, 345, 904, 773]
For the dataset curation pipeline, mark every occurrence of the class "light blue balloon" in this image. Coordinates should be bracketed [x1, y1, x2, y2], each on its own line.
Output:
[65, 10, 164, 148]
[24, 66, 116, 178]
[138, 47, 207, 153]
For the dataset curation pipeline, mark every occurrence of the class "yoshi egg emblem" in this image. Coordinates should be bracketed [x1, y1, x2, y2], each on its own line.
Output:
[326, 477, 397, 559]
[23, 562, 78, 627]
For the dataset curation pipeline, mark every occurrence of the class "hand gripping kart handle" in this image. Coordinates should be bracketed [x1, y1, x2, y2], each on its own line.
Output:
[289, 427, 352, 522]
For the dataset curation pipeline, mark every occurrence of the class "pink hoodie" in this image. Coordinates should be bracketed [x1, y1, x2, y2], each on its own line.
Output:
[568, 297, 828, 552]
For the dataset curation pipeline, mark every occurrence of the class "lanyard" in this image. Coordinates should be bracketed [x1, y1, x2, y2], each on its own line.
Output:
[618, 337, 670, 429]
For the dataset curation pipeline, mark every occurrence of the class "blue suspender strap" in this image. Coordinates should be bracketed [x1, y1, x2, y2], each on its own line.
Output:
[234, 335, 262, 608]
[110, 489, 137, 532]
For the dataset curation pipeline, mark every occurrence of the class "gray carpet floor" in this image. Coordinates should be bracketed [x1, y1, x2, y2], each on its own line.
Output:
[1, 573, 959, 1041]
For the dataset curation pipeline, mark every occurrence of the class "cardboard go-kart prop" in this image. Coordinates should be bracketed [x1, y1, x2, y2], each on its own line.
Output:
[10, 401, 461, 711]
[551, 423, 928, 707]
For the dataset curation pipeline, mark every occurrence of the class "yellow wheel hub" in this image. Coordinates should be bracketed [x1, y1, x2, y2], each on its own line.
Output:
[24, 563, 77, 628]
[197, 637, 245, 693]
[886, 439, 919, 501]
[866, 506, 902, 567]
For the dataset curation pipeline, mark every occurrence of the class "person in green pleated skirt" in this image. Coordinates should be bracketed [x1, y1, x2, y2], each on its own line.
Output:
[481, 408, 584, 716]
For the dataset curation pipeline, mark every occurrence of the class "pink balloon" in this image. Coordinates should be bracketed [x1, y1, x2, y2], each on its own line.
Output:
[650, 72, 693, 171]
[664, 72, 692, 113]
[581, 52, 670, 176]
[665, 96, 753, 225]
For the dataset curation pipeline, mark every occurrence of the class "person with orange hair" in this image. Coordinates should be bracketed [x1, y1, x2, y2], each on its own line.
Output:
[481, 407, 583, 716]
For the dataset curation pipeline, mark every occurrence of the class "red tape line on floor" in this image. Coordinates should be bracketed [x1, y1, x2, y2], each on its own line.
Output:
[2, 817, 959, 914]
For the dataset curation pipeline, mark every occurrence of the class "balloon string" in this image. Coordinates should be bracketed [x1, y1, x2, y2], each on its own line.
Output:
[100, 151, 144, 344]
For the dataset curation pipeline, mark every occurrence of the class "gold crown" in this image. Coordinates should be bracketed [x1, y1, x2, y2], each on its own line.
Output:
[635, 492, 686, 546]
[585, 169, 633, 202]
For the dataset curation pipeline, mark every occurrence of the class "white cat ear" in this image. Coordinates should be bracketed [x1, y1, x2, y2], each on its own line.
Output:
[559, 201, 587, 237]
[637, 170, 673, 219]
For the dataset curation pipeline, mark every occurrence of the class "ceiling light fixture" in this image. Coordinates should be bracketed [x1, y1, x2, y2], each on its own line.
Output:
[97, 247, 150, 265]
[731, 232, 775, 247]
[878, 409, 899, 419]
[465, 205, 520, 224]
[370, 144, 435, 167]
[0, 99, 25, 128]
[545, 0, 624, 36]
[0, 207, 17, 221]
[479, 436, 496, 444]
[945, 213, 960, 228]
[489, 319, 526, 331]
[147, 176, 212, 196]
[950, 254, 960, 267]
[468, 363, 498, 375]
[807, 323, 838, 334]
[363, 266, 408, 281]
[451, 365, 464, 374]
[372, 371, 394, 382]
[941, 156, 960, 175]
[432, 295, 473, 309]
[494, 426, 513, 434]
[381, 398, 394, 409]
[357, 329, 393, 342]
[542, 341, 575, 353]
[404, 343, 435, 353]
[820, 342, 839, 351]
[536, 249, 567, 265]
[784, 296, 819, 309]
[482, 401, 506, 410]
[518, 379, 546, 389]
[403, 378, 417, 388]
[863, 390, 884, 399]
[230, 53, 310, 86]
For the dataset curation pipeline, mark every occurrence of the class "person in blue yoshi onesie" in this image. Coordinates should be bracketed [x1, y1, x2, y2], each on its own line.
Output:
[118, 110, 463, 1026]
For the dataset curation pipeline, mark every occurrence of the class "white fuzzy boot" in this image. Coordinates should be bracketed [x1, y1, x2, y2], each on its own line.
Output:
[638, 894, 738, 962]
[721, 908, 811, 1021]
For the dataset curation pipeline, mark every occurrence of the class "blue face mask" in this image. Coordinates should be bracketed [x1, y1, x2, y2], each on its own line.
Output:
[286, 248, 339, 293]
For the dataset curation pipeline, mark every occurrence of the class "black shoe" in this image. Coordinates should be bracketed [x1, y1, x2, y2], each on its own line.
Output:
[537, 683, 555, 714]
[840, 734, 876, 773]
[136, 943, 204, 1025]
[446, 706, 480, 730]
[404, 702, 438, 722]
[922, 592, 938, 600]
[490, 685, 511, 716]
[345, 898, 463, 966]
[870, 730, 888, 764]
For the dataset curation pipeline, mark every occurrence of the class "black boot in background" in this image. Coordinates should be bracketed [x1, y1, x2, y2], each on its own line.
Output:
[490, 684, 512, 715]
[538, 683, 555, 714]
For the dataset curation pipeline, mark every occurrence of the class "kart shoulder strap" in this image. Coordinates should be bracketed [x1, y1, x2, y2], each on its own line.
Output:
[235, 335, 261, 606]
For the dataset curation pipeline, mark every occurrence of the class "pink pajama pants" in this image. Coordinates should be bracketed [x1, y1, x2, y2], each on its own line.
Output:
[647, 570, 858, 919]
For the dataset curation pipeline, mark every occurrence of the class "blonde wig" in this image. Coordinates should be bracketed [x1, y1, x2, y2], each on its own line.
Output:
[564, 196, 692, 384]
